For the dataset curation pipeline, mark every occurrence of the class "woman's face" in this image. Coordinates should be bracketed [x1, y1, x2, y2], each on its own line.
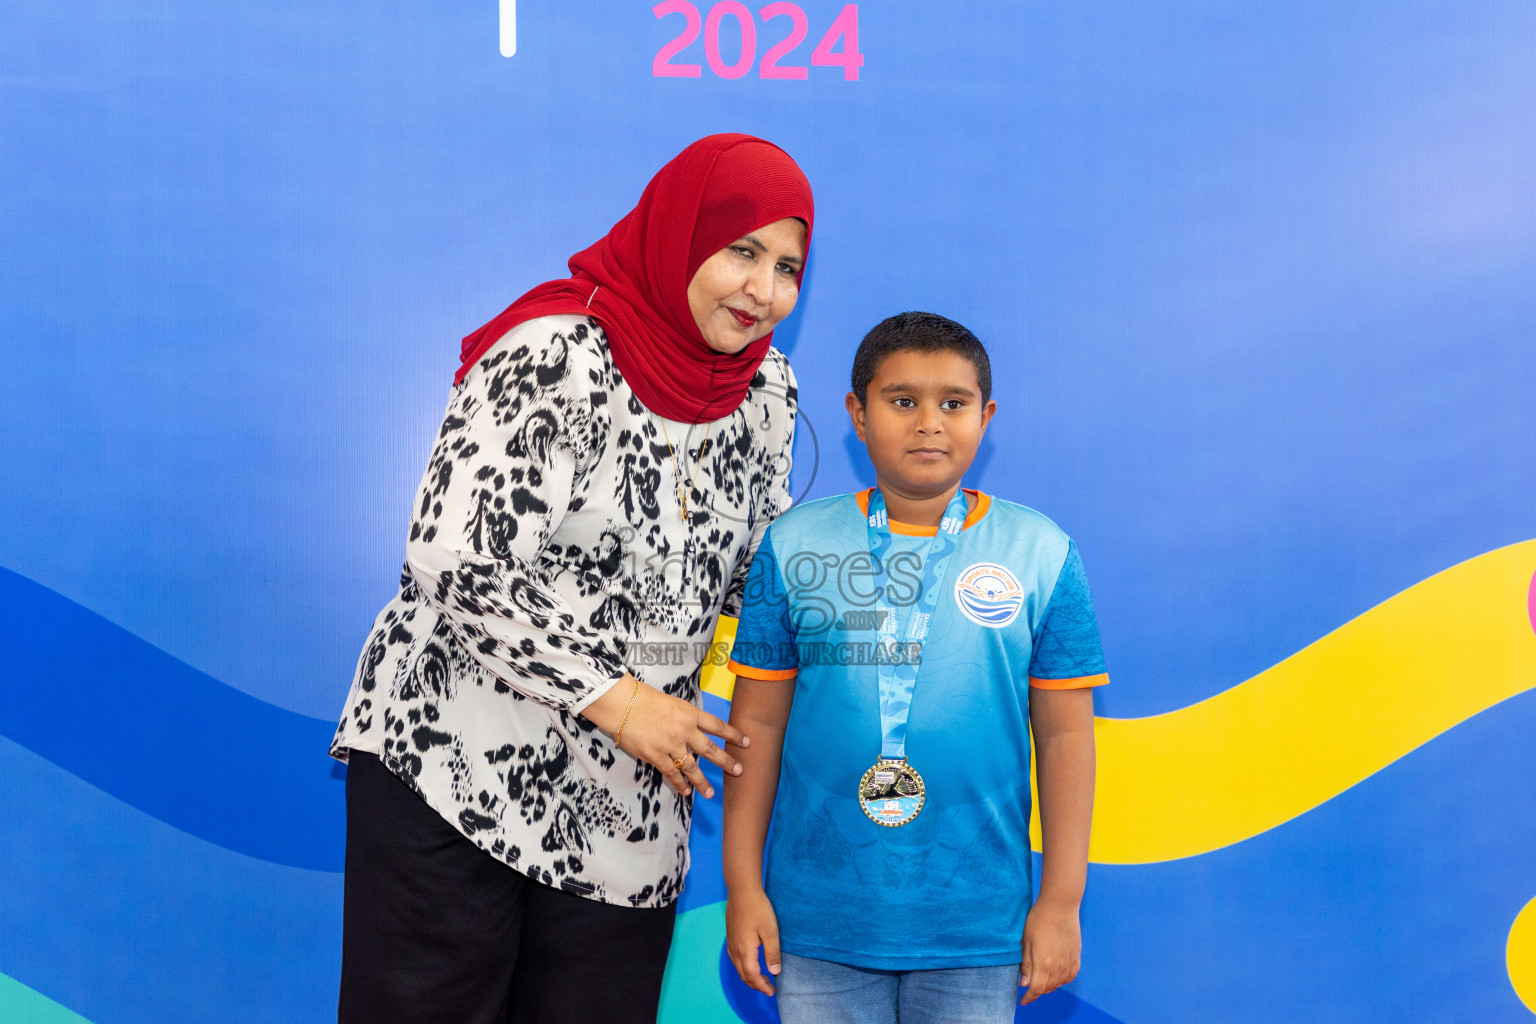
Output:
[687, 217, 807, 354]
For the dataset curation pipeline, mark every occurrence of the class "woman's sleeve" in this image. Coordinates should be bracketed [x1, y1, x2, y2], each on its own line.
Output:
[721, 360, 798, 619]
[404, 319, 628, 713]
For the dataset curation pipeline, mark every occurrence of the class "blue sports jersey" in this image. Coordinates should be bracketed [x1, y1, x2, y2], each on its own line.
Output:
[728, 489, 1107, 970]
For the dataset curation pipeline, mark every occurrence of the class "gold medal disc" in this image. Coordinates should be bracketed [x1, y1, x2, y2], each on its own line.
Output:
[857, 759, 926, 827]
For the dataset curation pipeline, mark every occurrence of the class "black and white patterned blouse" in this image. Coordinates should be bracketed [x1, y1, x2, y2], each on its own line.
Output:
[331, 314, 796, 907]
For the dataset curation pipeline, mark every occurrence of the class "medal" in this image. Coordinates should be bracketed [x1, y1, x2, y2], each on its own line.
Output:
[856, 487, 968, 827]
[858, 758, 926, 827]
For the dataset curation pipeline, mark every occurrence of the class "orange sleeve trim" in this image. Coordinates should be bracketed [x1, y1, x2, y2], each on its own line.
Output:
[727, 660, 798, 681]
[1029, 672, 1110, 690]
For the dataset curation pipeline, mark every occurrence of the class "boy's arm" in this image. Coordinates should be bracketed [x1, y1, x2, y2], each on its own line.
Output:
[1021, 685, 1096, 1005]
[722, 673, 796, 996]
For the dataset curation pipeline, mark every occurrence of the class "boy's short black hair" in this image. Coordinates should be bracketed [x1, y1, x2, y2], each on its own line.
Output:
[850, 311, 992, 405]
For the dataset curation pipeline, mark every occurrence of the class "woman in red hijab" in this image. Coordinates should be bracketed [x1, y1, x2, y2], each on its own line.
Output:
[330, 134, 813, 1023]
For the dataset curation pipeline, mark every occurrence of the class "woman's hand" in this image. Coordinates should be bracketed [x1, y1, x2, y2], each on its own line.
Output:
[726, 888, 782, 995]
[582, 675, 749, 797]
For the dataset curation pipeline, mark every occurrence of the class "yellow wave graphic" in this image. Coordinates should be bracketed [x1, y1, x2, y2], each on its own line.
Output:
[1087, 539, 1536, 863]
[701, 618, 740, 702]
[711, 541, 1536, 865]
[1509, 895, 1536, 1014]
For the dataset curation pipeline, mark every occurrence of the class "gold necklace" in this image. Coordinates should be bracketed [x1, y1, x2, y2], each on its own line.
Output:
[659, 420, 712, 522]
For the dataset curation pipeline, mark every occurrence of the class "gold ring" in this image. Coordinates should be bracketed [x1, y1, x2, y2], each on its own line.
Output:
[671, 755, 688, 771]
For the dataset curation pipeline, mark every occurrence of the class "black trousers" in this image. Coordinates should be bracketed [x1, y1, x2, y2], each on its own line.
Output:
[339, 752, 677, 1024]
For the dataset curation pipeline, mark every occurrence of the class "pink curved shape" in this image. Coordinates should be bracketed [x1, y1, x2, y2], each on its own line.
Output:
[1528, 568, 1536, 635]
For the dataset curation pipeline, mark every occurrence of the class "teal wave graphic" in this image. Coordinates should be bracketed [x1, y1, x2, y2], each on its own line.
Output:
[0, 971, 94, 1024]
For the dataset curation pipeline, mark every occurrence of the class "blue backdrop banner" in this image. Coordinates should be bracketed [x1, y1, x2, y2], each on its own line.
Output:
[3, 2, 1534, 1022]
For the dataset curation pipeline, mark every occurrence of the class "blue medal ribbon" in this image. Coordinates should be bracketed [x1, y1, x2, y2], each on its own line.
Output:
[865, 486, 969, 762]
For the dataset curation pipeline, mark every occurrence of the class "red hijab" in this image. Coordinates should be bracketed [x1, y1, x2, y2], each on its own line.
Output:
[457, 134, 815, 423]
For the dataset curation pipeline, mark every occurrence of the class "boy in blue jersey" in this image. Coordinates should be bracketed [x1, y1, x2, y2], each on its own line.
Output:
[722, 312, 1105, 1023]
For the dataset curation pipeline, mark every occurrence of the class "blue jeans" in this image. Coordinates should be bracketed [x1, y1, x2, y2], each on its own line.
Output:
[775, 951, 1020, 1024]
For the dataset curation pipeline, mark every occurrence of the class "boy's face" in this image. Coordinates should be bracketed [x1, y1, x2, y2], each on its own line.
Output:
[845, 348, 997, 498]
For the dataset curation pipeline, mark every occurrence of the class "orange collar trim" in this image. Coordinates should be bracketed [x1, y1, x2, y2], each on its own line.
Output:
[854, 488, 991, 536]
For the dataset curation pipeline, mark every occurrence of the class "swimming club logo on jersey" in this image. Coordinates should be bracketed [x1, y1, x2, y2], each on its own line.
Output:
[954, 562, 1025, 628]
